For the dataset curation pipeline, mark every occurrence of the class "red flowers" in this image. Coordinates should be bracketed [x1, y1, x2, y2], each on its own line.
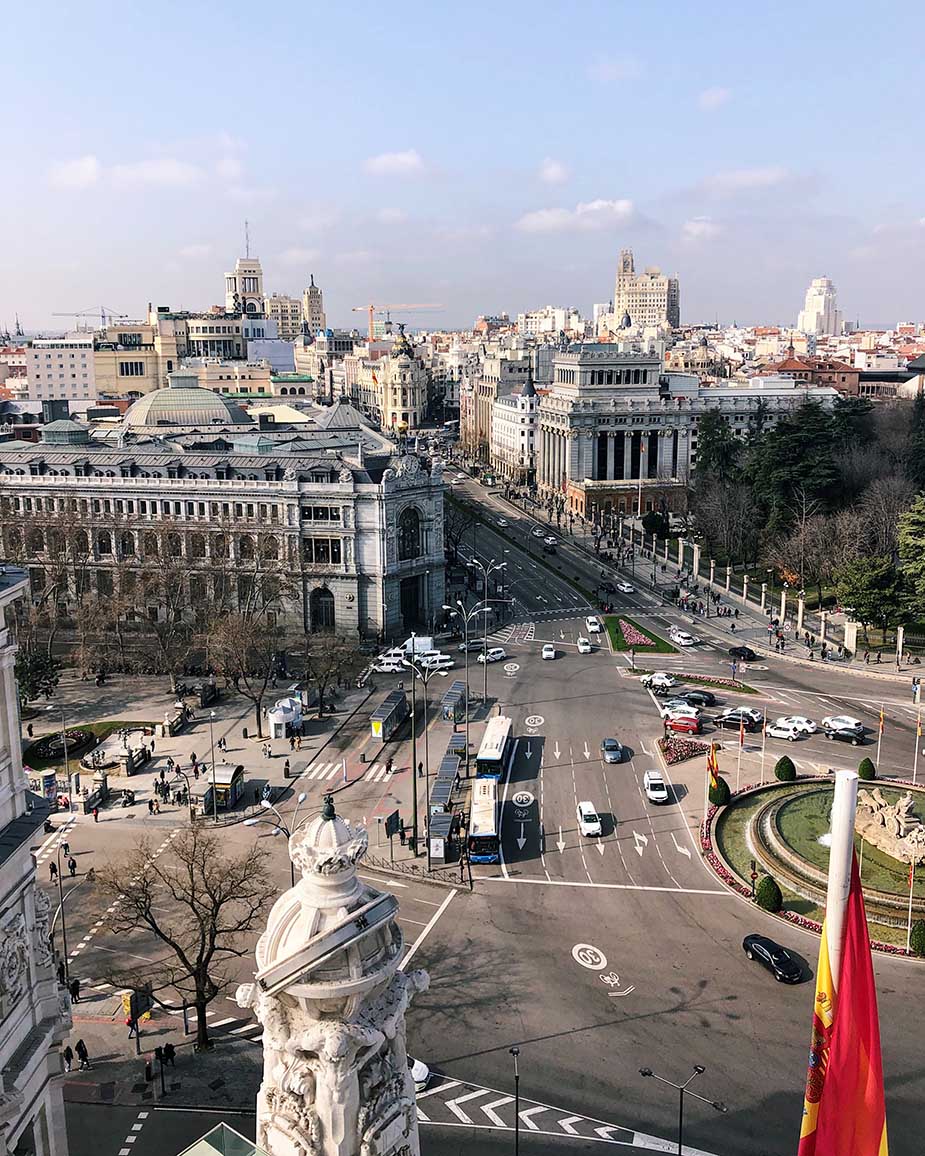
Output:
[657, 735, 709, 765]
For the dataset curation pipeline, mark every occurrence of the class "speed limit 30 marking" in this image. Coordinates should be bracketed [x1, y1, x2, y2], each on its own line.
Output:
[572, 943, 607, 970]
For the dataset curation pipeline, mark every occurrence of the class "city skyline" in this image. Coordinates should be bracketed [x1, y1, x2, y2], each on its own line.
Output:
[3, 0, 923, 331]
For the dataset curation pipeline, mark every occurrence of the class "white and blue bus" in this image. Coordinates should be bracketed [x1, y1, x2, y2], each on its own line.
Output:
[475, 716, 513, 779]
[468, 778, 500, 863]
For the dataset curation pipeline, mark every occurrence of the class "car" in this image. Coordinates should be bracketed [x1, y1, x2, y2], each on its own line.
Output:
[617, 581, 634, 594]
[576, 801, 603, 837]
[577, 636, 593, 654]
[408, 1056, 431, 1092]
[669, 629, 697, 647]
[825, 726, 864, 746]
[729, 646, 758, 662]
[742, 934, 802, 984]
[372, 660, 404, 674]
[600, 738, 623, 763]
[419, 653, 454, 672]
[676, 689, 717, 707]
[821, 715, 864, 733]
[777, 715, 818, 735]
[641, 672, 677, 690]
[719, 706, 764, 724]
[666, 715, 702, 734]
[454, 474, 466, 482]
[496, 517, 509, 528]
[643, 770, 670, 804]
[585, 616, 603, 634]
[532, 528, 545, 539]
[541, 644, 556, 660]
[765, 720, 803, 742]
[660, 702, 703, 720]
[543, 535, 556, 546]
[477, 647, 506, 664]
[542, 543, 557, 555]
[458, 639, 486, 652]
[600, 581, 616, 594]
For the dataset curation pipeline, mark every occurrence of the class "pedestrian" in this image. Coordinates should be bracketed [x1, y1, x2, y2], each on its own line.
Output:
[61, 840, 70, 857]
[386, 756, 393, 774]
[864, 650, 870, 664]
[296, 736, 302, 751]
[49, 861, 58, 881]
[154, 799, 160, 815]
[26, 722, 33, 739]
[876, 651, 882, 664]
[289, 735, 296, 751]
[57, 961, 66, 986]
[730, 623, 736, 634]
[62, 1045, 73, 1072]
[399, 819, 406, 846]
[193, 764, 200, 780]
[127, 1017, 138, 1039]
[75, 1039, 91, 1070]
[150, 738, 155, 752]
[284, 759, 290, 777]
[253, 787, 260, 808]
[734, 608, 739, 619]
[163, 1042, 176, 1067]
[67, 857, 77, 878]
[166, 757, 174, 773]
[190, 751, 197, 766]
[92, 807, 99, 823]
[69, 978, 80, 1003]
[418, 761, 424, 778]
[147, 799, 154, 815]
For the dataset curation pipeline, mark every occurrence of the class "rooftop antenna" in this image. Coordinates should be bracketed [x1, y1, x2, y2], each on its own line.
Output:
[245, 220, 250, 258]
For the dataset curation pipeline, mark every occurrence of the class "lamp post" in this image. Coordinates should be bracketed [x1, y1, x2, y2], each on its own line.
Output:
[638, 1064, 727, 1155]
[52, 843, 69, 980]
[466, 558, 507, 702]
[46, 705, 70, 798]
[510, 1047, 521, 1156]
[208, 710, 217, 823]
[401, 654, 447, 872]
[444, 599, 490, 777]
[243, 791, 308, 887]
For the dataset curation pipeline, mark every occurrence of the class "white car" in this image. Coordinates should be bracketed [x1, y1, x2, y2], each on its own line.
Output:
[777, 715, 817, 735]
[496, 517, 509, 528]
[577, 636, 592, 654]
[641, 672, 677, 690]
[669, 629, 697, 647]
[532, 527, 545, 538]
[821, 715, 864, 733]
[576, 801, 603, 837]
[660, 703, 703, 720]
[585, 616, 603, 635]
[478, 647, 507, 664]
[454, 474, 466, 482]
[372, 660, 404, 674]
[408, 1056, 430, 1092]
[419, 653, 454, 672]
[542, 644, 556, 660]
[765, 720, 803, 742]
[643, 770, 670, 804]
[617, 581, 634, 594]
[543, 536, 556, 546]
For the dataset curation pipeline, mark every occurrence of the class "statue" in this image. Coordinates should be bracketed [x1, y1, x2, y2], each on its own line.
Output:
[857, 788, 925, 865]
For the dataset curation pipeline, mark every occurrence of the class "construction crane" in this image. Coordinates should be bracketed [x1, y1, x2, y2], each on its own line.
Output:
[351, 303, 444, 342]
[51, 305, 128, 331]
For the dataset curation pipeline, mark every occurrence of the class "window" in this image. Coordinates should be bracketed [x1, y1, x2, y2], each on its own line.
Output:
[309, 587, 335, 632]
[118, 361, 146, 377]
[398, 507, 423, 561]
[98, 530, 112, 555]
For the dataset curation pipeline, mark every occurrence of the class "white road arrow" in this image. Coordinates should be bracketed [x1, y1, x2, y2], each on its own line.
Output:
[446, 1089, 489, 1124]
[671, 831, 692, 859]
[558, 1117, 583, 1136]
[524, 743, 532, 760]
[553, 742, 561, 760]
[516, 823, 527, 851]
[556, 826, 566, 853]
[633, 831, 649, 857]
[520, 1106, 549, 1131]
[583, 743, 591, 761]
[480, 1096, 514, 1127]
[595, 1126, 622, 1140]
[596, 842, 605, 856]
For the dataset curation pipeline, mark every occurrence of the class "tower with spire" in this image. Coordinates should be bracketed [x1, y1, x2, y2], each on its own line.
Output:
[302, 275, 327, 336]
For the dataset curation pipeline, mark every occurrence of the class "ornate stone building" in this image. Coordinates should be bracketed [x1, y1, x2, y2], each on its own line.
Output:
[0, 568, 70, 1156]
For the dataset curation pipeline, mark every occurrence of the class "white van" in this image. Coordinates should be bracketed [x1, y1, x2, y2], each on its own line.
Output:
[419, 653, 454, 672]
[585, 616, 603, 635]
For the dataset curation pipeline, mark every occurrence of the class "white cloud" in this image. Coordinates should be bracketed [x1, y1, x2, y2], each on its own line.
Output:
[178, 243, 212, 260]
[375, 207, 408, 224]
[682, 216, 721, 242]
[704, 166, 790, 195]
[299, 205, 341, 232]
[279, 246, 319, 267]
[539, 157, 569, 185]
[225, 185, 277, 203]
[515, 198, 634, 233]
[112, 158, 202, 188]
[587, 55, 643, 83]
[216, 155, 244, 181]
[48, 155, 101, 189]
[364, 149, 424, 176]
[335, 249, 377, 265]
[698, 86, 731, 111]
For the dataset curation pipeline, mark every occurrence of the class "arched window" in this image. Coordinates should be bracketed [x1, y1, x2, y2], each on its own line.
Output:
[167, 533, 182, 557]
[397, 507, 422, 561]
[189, 533, 206, 559]
[98, 530, 112, 555]
[239, 536, 254, 559]
[120, 532, 135, 556]
[263, 535, 278, 560]
[310, 586, 335, 632]
[26, 528, 44, 553]
[212, 534, 227, 559]
[73, 529, 89, 554]
[143, 532, 159, 558]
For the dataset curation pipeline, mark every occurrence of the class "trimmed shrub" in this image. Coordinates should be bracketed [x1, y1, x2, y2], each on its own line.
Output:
[709, 776, 731, 807]
[858, 757, 876, 781]
[910, 920, 925, 957]
[774, 756, 796, 782]
[755, 874, 783, 913]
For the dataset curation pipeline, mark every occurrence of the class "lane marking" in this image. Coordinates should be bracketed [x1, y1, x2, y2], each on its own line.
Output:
[402, 889, 457, 968]
[484, 876, 730, 894]
[481, 1096, 514, 1127]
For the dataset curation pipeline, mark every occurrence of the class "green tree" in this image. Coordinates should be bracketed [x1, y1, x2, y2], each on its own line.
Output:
[905, 394, 925, 491]
[774, 756, 796, 782]
[898, 494, 925, 616]
[910, 919, 925, 957]
[830, 396, 874, 450]
[694, 410, 741, 485]
[833, 555, 904, 637]
[709, 775, 730, 807]
[641, 510, 671, 539]
[857, 757, 876, 780]
[746, 401, 841, 525]
[755, 875, 783, 913]
[14, 648, 60, 708]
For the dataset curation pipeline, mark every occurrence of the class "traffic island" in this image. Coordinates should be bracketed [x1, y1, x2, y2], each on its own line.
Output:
[604, 615, 676, 654]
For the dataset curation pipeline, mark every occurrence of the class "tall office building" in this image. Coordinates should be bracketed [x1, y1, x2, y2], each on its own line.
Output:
[612, 249, 680, 329]
[797, 276, 842, 336]
[224, 256, 265, 314]
[301, 275, 326, 335]
[263, 294, 302, 341]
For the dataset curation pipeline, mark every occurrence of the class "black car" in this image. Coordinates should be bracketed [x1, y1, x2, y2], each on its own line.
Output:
[677, 689, 717, 708]
[716, 713, 763, 732]
[824, 726, 864, 746]
[742, 934, 802, 983]
[542, 543, 557, 555]
[729, 646, 758, 662]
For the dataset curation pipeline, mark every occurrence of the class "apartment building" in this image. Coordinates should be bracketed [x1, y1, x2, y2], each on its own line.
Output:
[264, 294, 303, 342]
[24, 337, 96, 402]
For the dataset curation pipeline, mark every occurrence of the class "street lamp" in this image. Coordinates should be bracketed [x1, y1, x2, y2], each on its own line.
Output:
[510, 1047, 521, 1156]
[46, 705, 70, 797]
[444, 599, 491, 777]
[401, 653, 447, 872]
[243, 791, 309, 887]
[208, 710, 217, 823]
[466, 558, 507, 701]
[638, 1064, 727, 1155]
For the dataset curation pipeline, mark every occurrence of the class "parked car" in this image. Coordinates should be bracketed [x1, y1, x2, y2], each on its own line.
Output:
[600, 738, 623, 764]
[676, 689, 716, 707]
[477, 647, 507, 664]
[824, 725, 864, 746]
[666, 715, 702, 735]
[542, 644, 556, 660]
[765, 720, 803, 742]
[641, 672, 677, 691]
[643, 770, 670, 804]
[729, 646, 758, 662]
[742, 934, 802, 984]
[408, 1057, 431, 1092]
[576, 801, 603, 837]
[821, 715, 864, 734]
[577, 636, 593, 654]
[777, 715, 818, 735]
[617, 581, 634, 594]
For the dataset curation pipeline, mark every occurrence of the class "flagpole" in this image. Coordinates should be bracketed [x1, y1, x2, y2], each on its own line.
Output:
[736, 735, 742, 793]
[826, 769, 859, 990]
[876, 702, 884, 771]
[760, 703, 768, 786]
[914, 710, 921, 787]
[906, 860, 915, 953]
[858, 834, 864, 879]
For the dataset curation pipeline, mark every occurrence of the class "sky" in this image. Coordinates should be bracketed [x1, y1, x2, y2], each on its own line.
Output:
[2, 0, 923, 334]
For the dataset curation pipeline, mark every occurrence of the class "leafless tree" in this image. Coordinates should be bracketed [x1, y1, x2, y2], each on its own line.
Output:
[299, 633, 365, 718]
[443, 498, 476, 563]
[95, 827, 272, 1051]
[859, 475, 914, 557]
[205, 611, 298, 737]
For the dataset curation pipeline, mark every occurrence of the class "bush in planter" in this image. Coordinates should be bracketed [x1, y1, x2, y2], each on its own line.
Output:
[709, 775, 730, 807]
[774, 756, 796, 782]
[858, 757, 876, 780]
[910, 919, 925, 957]
[755, 874, 783, 913]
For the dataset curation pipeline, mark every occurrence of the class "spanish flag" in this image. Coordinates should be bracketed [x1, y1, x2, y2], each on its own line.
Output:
[879, 708, 885, 736]
[917, 712, 921, 739]
[798, 854, 888, 1156]
[738, 716, 746, 748]
[707, 742, 719, 791]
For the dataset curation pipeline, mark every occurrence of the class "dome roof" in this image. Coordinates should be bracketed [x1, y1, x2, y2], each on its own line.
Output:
[122, 373, 252, 429]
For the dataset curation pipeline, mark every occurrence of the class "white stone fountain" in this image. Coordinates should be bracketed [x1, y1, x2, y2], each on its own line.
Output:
[237, 795, 428, 1156]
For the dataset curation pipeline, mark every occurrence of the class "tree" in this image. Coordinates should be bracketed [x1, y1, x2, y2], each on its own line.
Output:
[13, 647, 60, 708]
[443, 498, 476, 563]
[137, 534, 196, 691]
[95, 828, 272, 1050]
[746, 401, 841, 525]
[859, 475, 915, 558]
[709, 775, 730, 807]
[300, 634, 365, 718]
[694, 410, 741, 485]
[641, 510, 671, 539]
[206, 612, 296, 738]
[898, 495, 925, 617]
[833, 555, 904, 638]
[857, 757, 876, 781]
[905, 393, 925, 491]
[755, 875, 783, 913]
[774, 756, 796, 782]
[910, 919, 925, 957]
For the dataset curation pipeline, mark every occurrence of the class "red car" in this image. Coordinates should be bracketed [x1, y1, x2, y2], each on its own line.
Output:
[666, 715, 702, 735]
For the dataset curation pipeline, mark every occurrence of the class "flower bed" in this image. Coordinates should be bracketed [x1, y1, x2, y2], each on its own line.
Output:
[28, 729, 94, 761]
[605, 615, 675, 654]
[658, 735, 708, 765]
[636, 669, 758, 695]
[619, 619, 655, 647]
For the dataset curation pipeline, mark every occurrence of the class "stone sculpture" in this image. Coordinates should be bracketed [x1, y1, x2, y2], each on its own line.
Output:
[857, 788, 925, 865]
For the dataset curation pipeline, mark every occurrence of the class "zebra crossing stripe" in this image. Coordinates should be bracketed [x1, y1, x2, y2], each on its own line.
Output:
[324, 764, 342, 780]
[363, 764, 382, 782]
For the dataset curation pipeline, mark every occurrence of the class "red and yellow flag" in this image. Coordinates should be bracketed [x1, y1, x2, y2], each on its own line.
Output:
[917, 712, 921, 739]
[738, 716, 746, 748]
[879, 708, 885, 736]
[707, 742, 719, 790]
[798, 854, 888, 1156]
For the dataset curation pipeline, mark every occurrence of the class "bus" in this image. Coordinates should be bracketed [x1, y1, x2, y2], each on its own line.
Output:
[468, 778, 500, 864]
[475, 715, 513, 779]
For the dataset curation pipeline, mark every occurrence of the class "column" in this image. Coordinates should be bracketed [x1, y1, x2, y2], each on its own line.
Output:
[779, 589, 788, 623]
[606, 434, 615, 481]
[691, 543, 701, 579]
[742, 573, 749, 604]
[760, 582, 767, 611]
[820, 610, 828, 642]
[709, 558, 715, 586]
[725, 565, 731, 592]
[796, 595, 805, 635]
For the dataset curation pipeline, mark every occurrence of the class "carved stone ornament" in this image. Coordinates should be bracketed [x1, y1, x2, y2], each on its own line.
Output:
[283, 467, 297, 481]
[338, 468, 353, 484]
[0, 914, 29, 1005]
[857, 788, 925, 865]
[33, 890, 53, 969]
[290, 819, 368, 878]
[395, 456, 421, 479]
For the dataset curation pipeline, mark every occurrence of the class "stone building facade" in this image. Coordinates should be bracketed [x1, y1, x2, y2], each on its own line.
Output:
[489, 377, 538, 485]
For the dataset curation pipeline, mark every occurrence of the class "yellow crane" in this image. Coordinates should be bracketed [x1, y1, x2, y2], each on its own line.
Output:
[351, 303, 444, 342]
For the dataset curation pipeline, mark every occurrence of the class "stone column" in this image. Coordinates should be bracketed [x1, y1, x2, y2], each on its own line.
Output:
[606, 434, 615, 481]
[760, 582, 767, 611]
[779, 589, 788, 624]
[742, 573, 749, 604]
[796, 595, 805, 634]
[663, 537, 670, 562]
[725, 565, 731, 592]
[691, 543, 701, 580]
[896, 624, 905, 666]
[709, 558, 715, 587]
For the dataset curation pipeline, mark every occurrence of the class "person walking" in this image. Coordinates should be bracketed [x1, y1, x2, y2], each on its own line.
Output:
[189, 751, 197, 766]
[61, 840, 70, 857]
[127, 1017, 138, 1039]
[57, 961, 66, 986]
[26, 723, 33, 739]
[67, 857, 77, 878]
[49, 861, 58, 881]
[296, 736, 302, 751]
[289, 735, 296, 751]
[864, 650, 870, 664]
[62, 1045, 73, 1073]
[69, 978, 80, 1003]
[418, 761, 424, 779]
[163, 1042, 176, 1067]
[75, 1039, 91, 1070]
[92, 807, 99, 823]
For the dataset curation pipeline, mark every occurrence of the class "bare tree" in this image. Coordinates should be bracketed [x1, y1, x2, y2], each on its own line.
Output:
[205, 611, 297, 737]
[95, 828, 272, 1050]
[859, 475, 914, 557]
[443, 498, 475, 563]
[300, 633, 365, 718]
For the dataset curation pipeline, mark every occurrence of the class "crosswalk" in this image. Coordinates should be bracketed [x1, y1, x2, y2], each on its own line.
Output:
[361, 762, 395, 784]
[296, 759, 395, 785]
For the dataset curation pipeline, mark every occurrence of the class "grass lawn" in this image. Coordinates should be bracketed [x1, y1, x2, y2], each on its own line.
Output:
[24, 720, 156, 772]
[605, 615, 676, 654]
